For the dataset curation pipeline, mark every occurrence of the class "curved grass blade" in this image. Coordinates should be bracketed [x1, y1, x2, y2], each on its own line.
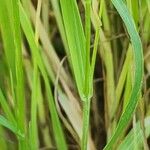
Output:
[104, 0, 144, 149]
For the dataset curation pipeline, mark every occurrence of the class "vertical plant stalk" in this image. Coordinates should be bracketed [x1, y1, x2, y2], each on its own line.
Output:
[30, 59, 39, 150]
[82, 0, 91, 150]
[84, 0, 91, 96]
[30, 1, 42, 148]
[82, 100, 91, 150]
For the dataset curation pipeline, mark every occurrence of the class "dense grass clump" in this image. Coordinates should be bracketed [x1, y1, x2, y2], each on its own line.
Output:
[0, 0, 149, 149]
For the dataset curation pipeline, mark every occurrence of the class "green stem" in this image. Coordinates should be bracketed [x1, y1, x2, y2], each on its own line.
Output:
[81, 99, 91, 150]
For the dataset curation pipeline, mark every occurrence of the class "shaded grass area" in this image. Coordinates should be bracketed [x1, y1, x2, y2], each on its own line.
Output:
[0, 0, 150, 149]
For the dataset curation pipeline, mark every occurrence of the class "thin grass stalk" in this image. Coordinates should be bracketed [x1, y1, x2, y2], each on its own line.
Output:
[30, 60, 39, 150]
[84, 0, 91, 96]
[90, 0, 103, 89]
[82, 0, 91, 149]
[82, 100, 91, 150]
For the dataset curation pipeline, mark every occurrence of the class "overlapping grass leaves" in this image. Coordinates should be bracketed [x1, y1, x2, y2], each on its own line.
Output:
[0, 0, 26, 148]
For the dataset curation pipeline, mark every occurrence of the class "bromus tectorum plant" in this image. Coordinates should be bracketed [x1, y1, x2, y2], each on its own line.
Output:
[59, 0, 101, 149]
[0, 0, 150, 149]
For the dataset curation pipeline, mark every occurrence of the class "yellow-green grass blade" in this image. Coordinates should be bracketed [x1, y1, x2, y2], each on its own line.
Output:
[104, 0, 144, 149]
[19, 4, 67, 150]
[29, 1, 41, 148]
[112, 46, 132, 116]
[90, 1, 103, 97]
[123, 64, 132, 112]
[131, 0, 139, 26]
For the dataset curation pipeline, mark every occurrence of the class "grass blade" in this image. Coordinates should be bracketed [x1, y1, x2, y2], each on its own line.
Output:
[104, 0, 144, 149]
[0, 115, 23, 138]
[118, 117, 150, 150]
[11, 0, 26, 134]
[0, 0, 16, 80]
[59, 0, 86, 99]
[29, 61, 39, 150]
[0, 0, 26, 147]
[19, 4, 67, 149]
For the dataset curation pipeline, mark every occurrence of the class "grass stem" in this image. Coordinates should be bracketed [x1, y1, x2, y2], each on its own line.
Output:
[81, 99, 91, 150]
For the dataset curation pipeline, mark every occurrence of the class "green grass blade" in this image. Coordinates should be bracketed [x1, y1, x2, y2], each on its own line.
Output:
[10, 0, 26, 135]
[104, 0, 144, 149]
[0, 1, 26, 146]
[6, 0, 26, 148]
[0, 0, 16, 80]
[0, 115, 23, 138]
[0, 90, 16, 124]
[19, 4, 67, 149]
[84, 0, 91, 97]
[59, 0, 86, 99]
[29, 60, 39, 150]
